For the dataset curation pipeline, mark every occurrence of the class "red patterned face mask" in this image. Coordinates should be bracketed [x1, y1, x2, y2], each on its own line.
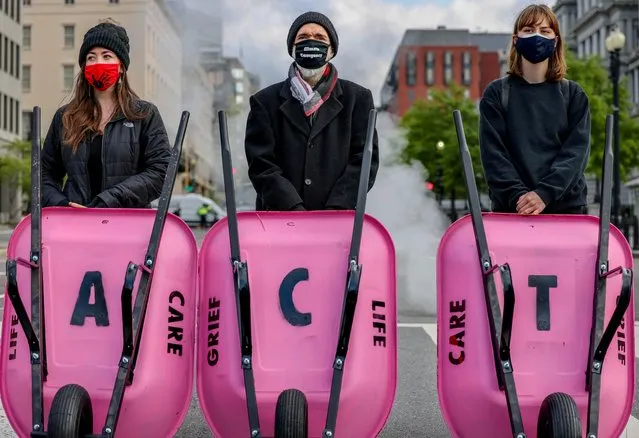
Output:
[84, 63, 120, 91]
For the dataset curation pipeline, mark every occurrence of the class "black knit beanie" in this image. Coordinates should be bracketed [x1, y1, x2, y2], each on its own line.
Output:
[78, 22, 130, 70]
[287, 11, 339, 57]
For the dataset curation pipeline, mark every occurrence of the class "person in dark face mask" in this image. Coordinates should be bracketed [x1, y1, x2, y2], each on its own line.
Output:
[244, 11, 379, 211]
[40, 19, 172, 209]
[478, 4, 591, 215]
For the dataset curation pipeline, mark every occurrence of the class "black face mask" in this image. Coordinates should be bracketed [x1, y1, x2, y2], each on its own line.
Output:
[515, 34, 556, 64]
[294, 39, 329, 69]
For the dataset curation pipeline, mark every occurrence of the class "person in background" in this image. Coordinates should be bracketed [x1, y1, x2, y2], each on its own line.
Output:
[198, 203, 210, 229]
[479, 4, 590, 215]
[41, 19, 172, 209]
[244, 11, 379, 211]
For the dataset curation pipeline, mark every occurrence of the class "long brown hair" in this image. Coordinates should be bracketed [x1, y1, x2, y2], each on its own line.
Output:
[507, 4, 567, 82]
[62, 59, 147, 153]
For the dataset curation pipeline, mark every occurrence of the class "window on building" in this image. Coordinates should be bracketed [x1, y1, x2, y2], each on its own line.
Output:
[64, 0, 74, 4]
[23, 25, 31, 49]
[9, 40, 13, 77]
[3, 0, 6, 13]
[22, 64, 30, 92]
[462, 52, 471, 85]
[444, 51, 453, 84]
[3, 94, 8, 131]
[109, 0, 119, 3]
[22, 110, 33, 140]
[63, 64, 74, 90]
[8, 97, 13, 133]
[15, 43, 19, 79]
[3, 36, 8, 73]
[425, 51, 435, 85]
[405, 51, 416, 86]
[15, 0, 19, 23]
[0, 34, 3, 71]
[63, 24, 74, 48]
[10, 0, 14, 20]
[14, 99, 19, 135]
[23, 0, 30, 5]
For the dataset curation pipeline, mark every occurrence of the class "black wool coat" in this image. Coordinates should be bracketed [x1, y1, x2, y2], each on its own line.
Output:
[244, 78, 379, 211]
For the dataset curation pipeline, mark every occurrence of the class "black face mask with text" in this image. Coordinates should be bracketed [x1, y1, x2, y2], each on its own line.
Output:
[294, 39, 329, 70]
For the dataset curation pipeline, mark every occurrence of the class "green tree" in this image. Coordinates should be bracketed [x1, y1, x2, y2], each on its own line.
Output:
[564, 50, 639, 181]
[399, 82, 484, 197]
[0, 139, 31, 199]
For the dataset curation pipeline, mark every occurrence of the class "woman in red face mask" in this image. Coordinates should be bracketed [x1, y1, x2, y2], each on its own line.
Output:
[40, 19, 172, 209]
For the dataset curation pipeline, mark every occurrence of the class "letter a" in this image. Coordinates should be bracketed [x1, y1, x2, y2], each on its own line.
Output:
[70, 271, 110, 327]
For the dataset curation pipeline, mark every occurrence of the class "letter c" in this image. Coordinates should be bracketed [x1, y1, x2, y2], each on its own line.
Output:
[279, 268, 312, 327]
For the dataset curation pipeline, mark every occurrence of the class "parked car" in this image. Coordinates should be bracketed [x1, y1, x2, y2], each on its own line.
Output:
[151, 194, 226, 227]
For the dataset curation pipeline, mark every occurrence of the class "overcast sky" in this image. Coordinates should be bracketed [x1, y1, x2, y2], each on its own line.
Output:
[207, 0, 554, 103]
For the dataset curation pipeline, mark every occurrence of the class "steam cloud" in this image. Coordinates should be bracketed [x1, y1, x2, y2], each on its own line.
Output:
[367, 112, 449, 316]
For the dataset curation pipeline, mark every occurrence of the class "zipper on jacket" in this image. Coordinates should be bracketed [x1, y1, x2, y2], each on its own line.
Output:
[101, 123, 107, 192]
[83, 120, 111, 204]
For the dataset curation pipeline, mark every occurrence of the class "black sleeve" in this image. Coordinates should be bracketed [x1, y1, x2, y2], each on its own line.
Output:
[535, 84, 591, 205]
[479, 82, 529, 210]
[325, 87, 379, 210]
[97, 103, 172, 208]
[41, 108, 69, 207]
[244, 94, 304, 210]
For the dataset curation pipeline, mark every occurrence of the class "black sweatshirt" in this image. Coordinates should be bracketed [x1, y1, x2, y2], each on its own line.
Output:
[478, 74, 591, 213]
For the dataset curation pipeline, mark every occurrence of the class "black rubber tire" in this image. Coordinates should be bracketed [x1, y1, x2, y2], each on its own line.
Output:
[47, 384, 94, 438]
[274, 388, 308, 438]
[537, 392, 582, 438]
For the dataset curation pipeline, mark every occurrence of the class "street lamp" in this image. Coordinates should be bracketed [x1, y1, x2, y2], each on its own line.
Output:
[605, 26, 626, 227]
[435, 141, 457, 221]
[435, 141, 444, 205]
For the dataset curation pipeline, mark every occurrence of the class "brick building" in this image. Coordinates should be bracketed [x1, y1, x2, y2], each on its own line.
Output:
[380, 27, 511, 116]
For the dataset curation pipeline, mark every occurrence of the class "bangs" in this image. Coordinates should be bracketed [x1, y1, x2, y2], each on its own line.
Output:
[514, 5, 559, 33]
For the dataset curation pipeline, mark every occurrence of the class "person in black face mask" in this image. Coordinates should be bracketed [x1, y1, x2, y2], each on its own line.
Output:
[479, 4, 591, 215]
[244, 11, 379, 211]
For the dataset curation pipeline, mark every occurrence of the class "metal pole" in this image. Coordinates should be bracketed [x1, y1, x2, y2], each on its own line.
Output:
[450, 187, 457, 222]
[436, 164, 443, 205]
[612, 49, 621, 227]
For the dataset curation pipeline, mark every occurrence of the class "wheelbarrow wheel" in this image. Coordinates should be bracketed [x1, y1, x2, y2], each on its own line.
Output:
[275, 388, 308, 438]
[537, 392, 581, 438]
[47, 384, 93, 438]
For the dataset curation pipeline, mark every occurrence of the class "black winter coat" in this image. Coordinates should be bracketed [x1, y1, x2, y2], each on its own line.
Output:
[244, 78, 379, 211]
[41, 100, 171, 208]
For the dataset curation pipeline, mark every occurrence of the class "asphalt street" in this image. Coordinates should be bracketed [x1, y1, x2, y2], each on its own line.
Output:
[1, 227, 639, 437]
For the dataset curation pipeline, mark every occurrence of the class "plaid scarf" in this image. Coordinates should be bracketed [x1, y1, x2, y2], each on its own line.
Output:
[288, 62, 338, 117]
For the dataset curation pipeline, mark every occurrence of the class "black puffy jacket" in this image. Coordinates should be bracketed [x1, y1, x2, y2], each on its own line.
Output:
[41, 100, 171, 208]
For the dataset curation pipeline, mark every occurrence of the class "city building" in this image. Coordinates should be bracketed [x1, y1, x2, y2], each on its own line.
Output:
[207, 57, 260, 204]
[554, 0, 639, 109]
[21, 0, 183, 143]
[554, 0, 639, 207]
[0, 0, 23, 223]
[380, 27, 510, 116]
[168, 0, 260, 203]
[166, 0, 218, 197]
